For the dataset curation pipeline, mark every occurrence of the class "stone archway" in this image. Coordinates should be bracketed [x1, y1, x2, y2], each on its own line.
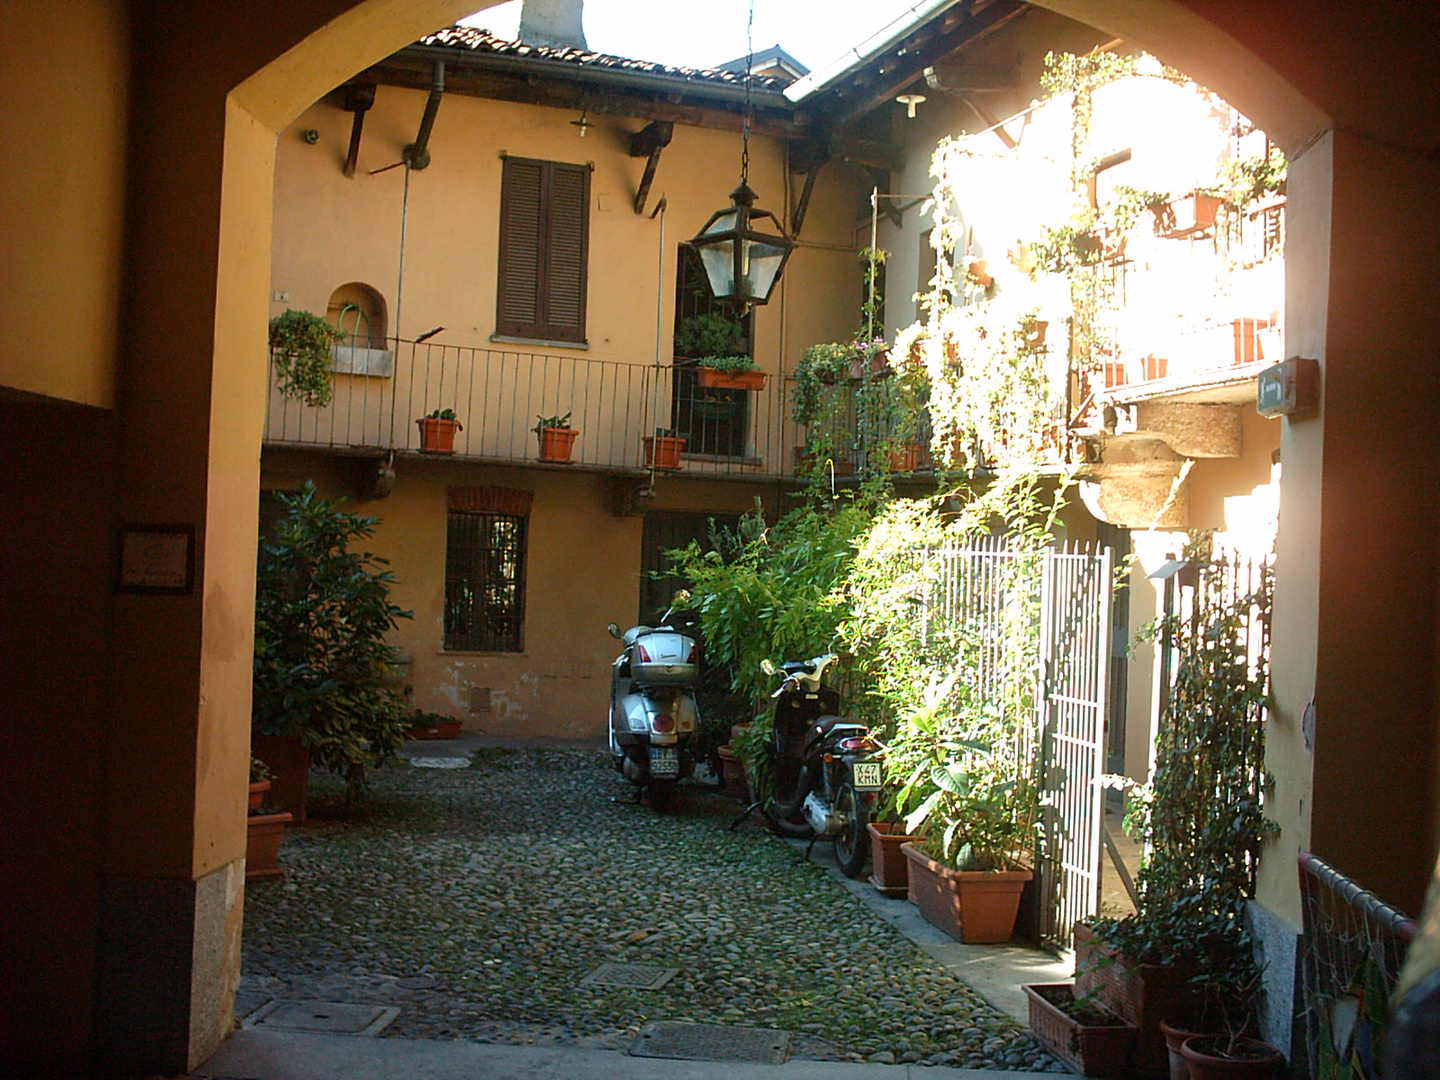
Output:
[84, 1, 1440, 1074]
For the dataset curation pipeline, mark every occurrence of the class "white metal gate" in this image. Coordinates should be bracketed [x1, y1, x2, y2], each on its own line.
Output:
[914, 540, 1112, 947]
[1035, 546, 1113, 946]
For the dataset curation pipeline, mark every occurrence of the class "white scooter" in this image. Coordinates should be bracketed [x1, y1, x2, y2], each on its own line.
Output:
[606, 613, 701, 809]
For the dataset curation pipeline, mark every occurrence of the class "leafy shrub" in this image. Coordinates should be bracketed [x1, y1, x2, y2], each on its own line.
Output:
[253, 483, 413, 802]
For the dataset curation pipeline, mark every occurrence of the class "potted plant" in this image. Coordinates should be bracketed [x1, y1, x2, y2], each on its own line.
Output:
[695, 352, 766, 391]
[790, 342, 854, 428]
[643, 427, 686, 469]
[248, 756, 272, 811]
[867, 820, 921, 897]
[533, 412, 578, 463]
[406, 708, 463, 740]
[1023, 983, 1139, 1077]
[246, 755, 291, 880]
[253, 484, 416, 813]
[1076, 550, 1275, 1074]
[886, 669, 1036, 943]
[268, 308, 338, 408]
[417, 407, 462, 453]
[675, 313, 765, 390]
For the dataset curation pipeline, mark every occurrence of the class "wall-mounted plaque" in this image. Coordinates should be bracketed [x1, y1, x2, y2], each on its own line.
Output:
[118, 525, 195, 594]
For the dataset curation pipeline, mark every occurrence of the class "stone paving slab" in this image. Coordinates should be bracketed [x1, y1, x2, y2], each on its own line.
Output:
[238, 747, 1069, 1070]
[195, 1030, 1063, 1080]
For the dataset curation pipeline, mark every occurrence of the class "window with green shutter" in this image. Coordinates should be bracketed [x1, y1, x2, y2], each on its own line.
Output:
[496, 156, 590, 344]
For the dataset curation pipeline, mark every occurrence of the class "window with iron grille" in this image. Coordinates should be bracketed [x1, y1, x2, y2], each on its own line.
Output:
[496, 156, 590, 344]
[444, 510, 528, 652]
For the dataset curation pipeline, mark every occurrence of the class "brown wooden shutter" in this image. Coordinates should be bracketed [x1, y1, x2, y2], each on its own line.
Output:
[497, 158, 543, 335]
[495, 157, 589, 343]
[543, 163, 589, 341]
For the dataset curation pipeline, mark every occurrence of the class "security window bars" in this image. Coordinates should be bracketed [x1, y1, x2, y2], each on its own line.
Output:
[445, 510, 527, 652]
[496, 156, 590, 343]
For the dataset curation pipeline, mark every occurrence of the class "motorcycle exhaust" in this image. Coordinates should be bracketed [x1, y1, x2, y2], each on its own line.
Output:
[802, 792, 841, 836]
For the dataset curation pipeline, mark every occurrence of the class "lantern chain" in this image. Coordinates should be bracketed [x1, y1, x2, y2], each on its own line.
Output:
[741, 0, 753, 186]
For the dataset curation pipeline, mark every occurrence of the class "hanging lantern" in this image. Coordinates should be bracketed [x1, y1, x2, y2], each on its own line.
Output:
[691, 181, 793, 308]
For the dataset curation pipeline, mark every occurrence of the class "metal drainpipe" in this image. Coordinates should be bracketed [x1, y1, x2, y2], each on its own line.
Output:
[403, 62, 445, 170]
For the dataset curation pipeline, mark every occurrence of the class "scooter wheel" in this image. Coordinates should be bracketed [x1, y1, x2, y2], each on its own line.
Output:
[833, 778, 871, 879]
[647, 781, 675, 811]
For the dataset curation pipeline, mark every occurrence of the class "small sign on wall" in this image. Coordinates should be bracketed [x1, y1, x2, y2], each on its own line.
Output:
[117, 524, 195, 594]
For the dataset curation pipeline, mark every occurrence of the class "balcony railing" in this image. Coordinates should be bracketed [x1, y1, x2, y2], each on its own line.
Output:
[265, 338, 917, 482]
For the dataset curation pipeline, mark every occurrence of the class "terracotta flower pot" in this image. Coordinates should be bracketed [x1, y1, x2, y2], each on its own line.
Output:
[867, 822, 921, 897]
[248, 778, 271, 811]
[408, 716, 463, 740]
[716, 744, 748, 799]
[1024, 983, 1138, 1077]
[1180, 1034, 1285, 1080]
[251, 733, 310, 822]
[901, 842, 1031, 943]
[697, 367, 766, 391]
[246, 810, 293, 880]
[643, 435, 685, 469]
[536, 425, 578, 463]
[888, 442, 924, 473]
[1074, 922, 1204, 1073]
[1161, 1018, 1208, 1080]
[416, 416, 462, 453]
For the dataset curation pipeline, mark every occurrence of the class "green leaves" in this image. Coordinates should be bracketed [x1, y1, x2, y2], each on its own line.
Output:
[253, 482, 414, 801]
[268, 308, 338, 408]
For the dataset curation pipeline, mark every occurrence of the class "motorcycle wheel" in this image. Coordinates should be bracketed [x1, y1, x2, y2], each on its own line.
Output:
[833, 775, 871, 879]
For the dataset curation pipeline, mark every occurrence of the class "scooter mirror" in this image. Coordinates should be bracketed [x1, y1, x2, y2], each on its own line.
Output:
[760, 658, 777, 676]
[606, 622, 622, 640]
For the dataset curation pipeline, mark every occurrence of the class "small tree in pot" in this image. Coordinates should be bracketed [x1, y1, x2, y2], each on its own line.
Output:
[253, 483, 414, 809]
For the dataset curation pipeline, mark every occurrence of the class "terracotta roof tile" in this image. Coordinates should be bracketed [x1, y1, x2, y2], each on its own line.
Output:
[418, 25, 790, 91]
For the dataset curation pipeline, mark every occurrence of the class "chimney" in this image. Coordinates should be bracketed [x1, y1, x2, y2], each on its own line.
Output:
[518, 0, 587, 50]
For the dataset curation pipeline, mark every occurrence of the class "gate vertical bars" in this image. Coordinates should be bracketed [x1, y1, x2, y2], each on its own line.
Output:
[912, 538, 1111, 947]
[1036, 544, 1112, 946]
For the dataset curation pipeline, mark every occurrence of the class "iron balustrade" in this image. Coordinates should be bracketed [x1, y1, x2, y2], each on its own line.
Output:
[264, 338, 826, 480]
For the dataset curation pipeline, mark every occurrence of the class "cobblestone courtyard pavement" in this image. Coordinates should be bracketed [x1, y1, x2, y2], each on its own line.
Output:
[241, 748, 1066, 1070]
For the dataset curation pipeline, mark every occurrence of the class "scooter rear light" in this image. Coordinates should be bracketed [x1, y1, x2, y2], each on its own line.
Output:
[837, 736, 871, 752]
[652, 713, 675, 734]
[636, 644, 652, 662]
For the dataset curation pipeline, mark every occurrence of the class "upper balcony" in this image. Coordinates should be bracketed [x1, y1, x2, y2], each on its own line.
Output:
[264, 337, 905, 483]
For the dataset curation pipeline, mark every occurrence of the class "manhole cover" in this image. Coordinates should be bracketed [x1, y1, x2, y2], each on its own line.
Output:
[629, 1021, 792, 1064]
[409, 756, 471, 769]
[246, 1000, 399, 1036]
[579, 963, 679, 990]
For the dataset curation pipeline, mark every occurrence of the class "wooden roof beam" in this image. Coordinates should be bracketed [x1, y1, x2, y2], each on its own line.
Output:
[822, 0, 1026, 131]
[629, 120, 672, 215]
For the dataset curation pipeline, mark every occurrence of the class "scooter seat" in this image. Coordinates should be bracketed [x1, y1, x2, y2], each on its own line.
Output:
[810, 715, 860, 737]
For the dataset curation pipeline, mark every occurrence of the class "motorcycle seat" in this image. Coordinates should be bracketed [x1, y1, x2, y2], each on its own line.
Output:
[810, 715, 860, 737]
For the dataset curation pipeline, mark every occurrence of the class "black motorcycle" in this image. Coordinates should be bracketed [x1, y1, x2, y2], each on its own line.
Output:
[759, 653, 881, 878]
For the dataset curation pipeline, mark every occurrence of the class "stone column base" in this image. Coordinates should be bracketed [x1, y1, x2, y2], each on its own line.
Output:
[93, 860, 244, 1074]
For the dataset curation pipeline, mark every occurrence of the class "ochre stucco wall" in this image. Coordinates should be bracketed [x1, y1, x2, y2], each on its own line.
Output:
[261, 450, 783, 739]
[0, 0, 128, 408]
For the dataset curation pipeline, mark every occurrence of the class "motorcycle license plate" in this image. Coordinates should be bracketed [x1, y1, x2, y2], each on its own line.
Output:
[650, 746, 679, 777]
[852, 761, 882, 790]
